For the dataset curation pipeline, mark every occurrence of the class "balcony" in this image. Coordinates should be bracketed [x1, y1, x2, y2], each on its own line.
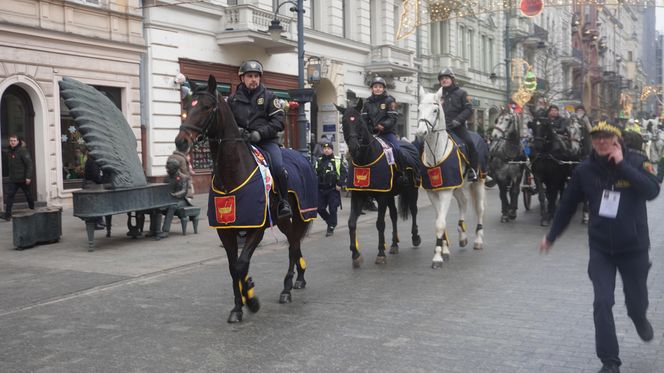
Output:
[522, 23, 549, 48]
[365, 45, 417, 77]
[559, 49, 583, 67]
[216, 4, 297, 54]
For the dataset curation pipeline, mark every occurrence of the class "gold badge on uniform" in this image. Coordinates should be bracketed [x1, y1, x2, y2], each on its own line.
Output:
[273, 98, 282, 108]
[257, 97, 264, 105]
[380, 103, 386, 110]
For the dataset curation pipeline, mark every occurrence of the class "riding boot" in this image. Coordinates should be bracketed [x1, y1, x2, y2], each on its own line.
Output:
[466, 167, 479, 182]
[275, 170, 292, 219]
[395, 151, 410, 188]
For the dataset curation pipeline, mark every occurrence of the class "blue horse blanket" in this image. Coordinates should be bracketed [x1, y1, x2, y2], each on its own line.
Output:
[283, 148, 318, 221]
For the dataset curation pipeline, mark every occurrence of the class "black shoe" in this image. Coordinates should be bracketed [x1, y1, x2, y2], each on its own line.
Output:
[1, 213, 10, 221]
[484, 175, 497, 188]
[466, 168, 478, 182]
[634, 317, 654, 342]
[277, 200, 292, 219]
[326, 226, 334, 237]
[598, 362, 620, 373]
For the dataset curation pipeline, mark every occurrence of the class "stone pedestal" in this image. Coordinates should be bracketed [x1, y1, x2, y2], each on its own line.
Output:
[13, 207, 63, 250]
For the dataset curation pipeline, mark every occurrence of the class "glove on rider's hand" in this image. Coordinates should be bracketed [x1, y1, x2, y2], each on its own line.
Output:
[249, 131, 261, 144]
[239, 127, 251, 141]
[450, 120, 461, 128]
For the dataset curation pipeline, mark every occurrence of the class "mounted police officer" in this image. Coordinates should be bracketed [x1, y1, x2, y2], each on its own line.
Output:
[438, 68, 479, 181]
[540, 120, 660, 373]
[228, 59, 291, 218]
[361, 76, 408, 184]
[315, 142, 347, 236]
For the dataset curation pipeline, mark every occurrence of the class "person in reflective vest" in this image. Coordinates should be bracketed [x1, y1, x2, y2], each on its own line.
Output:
[315, 142, 347, 236]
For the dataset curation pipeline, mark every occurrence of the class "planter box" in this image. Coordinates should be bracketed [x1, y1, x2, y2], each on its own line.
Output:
[13, 207, 63, 250]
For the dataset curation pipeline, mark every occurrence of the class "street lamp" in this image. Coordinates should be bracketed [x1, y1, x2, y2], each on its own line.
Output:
[267, 0, 314, 160]
[489, 62, 510, 105]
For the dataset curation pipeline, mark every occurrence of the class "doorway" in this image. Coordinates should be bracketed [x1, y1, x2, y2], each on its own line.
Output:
[1, 85, 36, 208]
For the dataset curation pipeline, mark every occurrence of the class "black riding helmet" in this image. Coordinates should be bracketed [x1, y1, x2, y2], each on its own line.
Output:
[437, 67, 455, 81]
[238, 60, 263, 76]
[369, 76, 387, 88]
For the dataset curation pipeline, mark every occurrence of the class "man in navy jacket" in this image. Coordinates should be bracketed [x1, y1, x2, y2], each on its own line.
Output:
[540, 120, 660, 373]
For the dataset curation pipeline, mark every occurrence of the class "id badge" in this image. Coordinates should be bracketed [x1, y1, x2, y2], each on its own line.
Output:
[384, 148, 396, 165]
[598, 189, 620, 218]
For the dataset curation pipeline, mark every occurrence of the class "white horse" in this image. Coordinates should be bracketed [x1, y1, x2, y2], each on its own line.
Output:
[417, 87, 487, 269]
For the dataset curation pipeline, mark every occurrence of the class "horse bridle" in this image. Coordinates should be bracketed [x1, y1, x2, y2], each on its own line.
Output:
[178, 91, 246, 145]
[419, 102, 449, 164]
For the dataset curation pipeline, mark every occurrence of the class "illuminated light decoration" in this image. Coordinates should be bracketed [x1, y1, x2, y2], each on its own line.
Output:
[523, 70, 538, 92]
[640, 85, 664, 104]
[396, 0, 659, 40]
[619, 92, 633, 117]
[520, 0, 544, 17]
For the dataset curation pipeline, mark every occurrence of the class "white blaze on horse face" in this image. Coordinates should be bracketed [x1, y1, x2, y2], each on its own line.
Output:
[417, 90, 445, 137]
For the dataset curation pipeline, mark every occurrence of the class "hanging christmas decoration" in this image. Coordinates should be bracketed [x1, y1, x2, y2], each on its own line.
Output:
[520, 0, 544, 17]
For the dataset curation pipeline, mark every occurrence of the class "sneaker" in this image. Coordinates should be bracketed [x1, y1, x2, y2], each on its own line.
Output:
[326, 226, 334, 237]
[598, 362, 620, 373]
[634, 317, 654, 342]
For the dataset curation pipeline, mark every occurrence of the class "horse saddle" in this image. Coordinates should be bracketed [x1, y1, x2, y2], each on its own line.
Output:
[447, 130, 489, 177]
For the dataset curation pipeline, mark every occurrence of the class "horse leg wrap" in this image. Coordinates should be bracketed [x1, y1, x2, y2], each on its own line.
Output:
[458, 220, 466, 232]
[436, 238, 443, 247]
[476, 224, 483, 233]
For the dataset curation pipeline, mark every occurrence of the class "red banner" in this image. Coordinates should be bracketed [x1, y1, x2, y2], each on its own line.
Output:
[427, 167, 443, 188]
[214, 196, 236, 224]
[353, 167, 371, 187]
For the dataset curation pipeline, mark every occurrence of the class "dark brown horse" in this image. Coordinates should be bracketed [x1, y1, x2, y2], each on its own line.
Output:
[175, 75, 315, 323]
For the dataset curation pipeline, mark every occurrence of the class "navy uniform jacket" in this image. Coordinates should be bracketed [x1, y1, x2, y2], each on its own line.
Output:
[361, 93, 398, 135]
[441, 85, 473, 129]
[228, 83, 285, 143]
[547, 148, 660, 254]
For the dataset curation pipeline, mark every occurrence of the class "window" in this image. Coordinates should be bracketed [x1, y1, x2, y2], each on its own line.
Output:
[468, 29, 475, 67]
[60, 85, 121, 189]
[481, 35, 487, 72]
[459, 25, 466, 59]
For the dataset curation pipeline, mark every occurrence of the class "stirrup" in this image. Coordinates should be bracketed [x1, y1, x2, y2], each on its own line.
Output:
[467, 168, 478, 182]
[277, 200, 292, 219]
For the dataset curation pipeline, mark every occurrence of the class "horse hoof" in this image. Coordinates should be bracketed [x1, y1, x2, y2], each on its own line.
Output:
[279, 293, 292, 304]
[246, 297, 260, 313]
[389, 245, 399, 254]
[352, 255, 364, 268]
[442, 252, 450, 261]
[375, 255, 387, 265]
[473, 243, 483, 251]
[412, 235, 421, 247]
[432, 261, 443, 269]
[459, 239, 468, 247]
[227, 310, 243, 323]
[293, 280, 306, 289]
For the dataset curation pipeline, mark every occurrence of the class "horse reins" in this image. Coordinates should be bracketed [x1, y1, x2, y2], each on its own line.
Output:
[179, 91, 246, 145]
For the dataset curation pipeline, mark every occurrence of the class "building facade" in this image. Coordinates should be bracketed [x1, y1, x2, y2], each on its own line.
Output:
[0, 0, 144, 209]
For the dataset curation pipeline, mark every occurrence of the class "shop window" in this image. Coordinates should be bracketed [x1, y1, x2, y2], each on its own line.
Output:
[60, 85, 121, 189]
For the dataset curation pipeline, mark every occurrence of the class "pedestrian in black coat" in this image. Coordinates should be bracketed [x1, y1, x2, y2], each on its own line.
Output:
[2, 135, 34, 220]
[540, 120, 660, 373]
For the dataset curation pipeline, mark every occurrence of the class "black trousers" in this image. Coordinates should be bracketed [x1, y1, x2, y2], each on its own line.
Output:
[588, 248, 650, 366]
[4, 181, 34, 216]
[317, 188, 340, 228]
[449, 125, 478, 170]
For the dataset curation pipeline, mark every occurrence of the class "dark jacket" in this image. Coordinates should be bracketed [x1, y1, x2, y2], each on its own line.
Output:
[361, 93, 398, 134]
[316, 154, 347, 190]
[546, 148, 660, 254]
[441, 85, 473, 129]
[6, 142, 33, 183]
[228, 84, 285, 142]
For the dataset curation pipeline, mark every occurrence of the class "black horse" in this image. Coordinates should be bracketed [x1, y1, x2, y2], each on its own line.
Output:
[528, 116, 575, 226]
[175, 75, 316, 323]
[335, 99, 420, 267]
[489, 110, 525, 222]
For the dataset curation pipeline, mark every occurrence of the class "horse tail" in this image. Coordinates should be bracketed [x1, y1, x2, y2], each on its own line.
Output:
[398, 181, 417, 220]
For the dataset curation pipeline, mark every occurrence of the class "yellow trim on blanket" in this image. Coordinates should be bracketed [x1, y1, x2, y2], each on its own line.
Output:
[352, 151, 386, 167]
[211, 166, 260, 195]
[209, 166, 269, 229]
[288, 189, 318, 222]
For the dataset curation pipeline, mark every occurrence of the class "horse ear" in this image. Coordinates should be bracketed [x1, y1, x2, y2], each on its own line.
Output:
[207, 75, 217, 93]
[419, 86, 426, 98]
[435, 87, 443, 101]
[334, 103, 346, 115]
[355, 98, 363, 111]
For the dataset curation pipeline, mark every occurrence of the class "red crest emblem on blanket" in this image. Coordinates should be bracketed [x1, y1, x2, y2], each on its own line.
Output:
[214, 196, 236, 224]
[427, 167, 443, 188]
[353, 167, 371, 187]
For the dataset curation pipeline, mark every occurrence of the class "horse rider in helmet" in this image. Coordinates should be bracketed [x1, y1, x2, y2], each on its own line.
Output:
[361, 76, 408, 184]
[438, 68, 479, 181]
[228, 59, 292, 219]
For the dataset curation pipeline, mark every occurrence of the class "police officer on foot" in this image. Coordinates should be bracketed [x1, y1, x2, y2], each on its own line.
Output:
[438, 68, 479, 181]
[316, 142, 347, 236]
[361, 76, 408, 185]
[228, 59, 291, 218]
[539, 120, 659, 373]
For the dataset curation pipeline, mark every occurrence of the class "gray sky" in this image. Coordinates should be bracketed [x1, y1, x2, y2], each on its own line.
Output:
[659, 8, 664, 32]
